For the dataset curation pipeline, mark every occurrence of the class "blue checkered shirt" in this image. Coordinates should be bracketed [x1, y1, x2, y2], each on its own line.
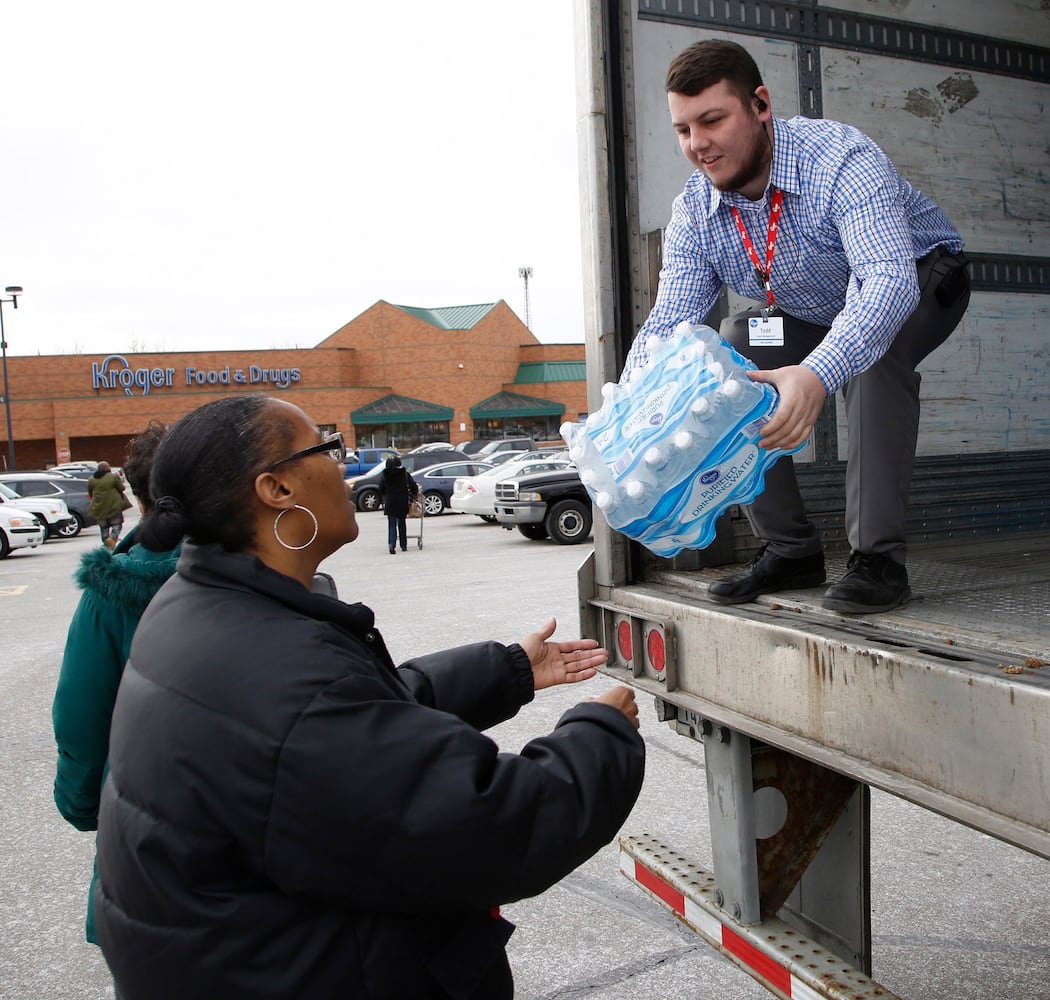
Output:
[621, 115, 963, 394]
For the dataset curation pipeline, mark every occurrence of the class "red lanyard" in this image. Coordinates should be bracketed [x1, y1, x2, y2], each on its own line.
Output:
[731, 187, 783, 311]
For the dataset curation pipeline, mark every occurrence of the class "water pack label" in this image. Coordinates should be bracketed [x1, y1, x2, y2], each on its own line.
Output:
[619, 380, 679, 441]
[687, 443, 762, 520]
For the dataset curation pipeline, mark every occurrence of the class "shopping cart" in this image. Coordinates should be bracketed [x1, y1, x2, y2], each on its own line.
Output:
[405, 496, 424, 549]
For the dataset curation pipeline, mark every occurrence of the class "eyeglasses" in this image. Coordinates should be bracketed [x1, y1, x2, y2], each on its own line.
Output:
[268, 432, 346, 471]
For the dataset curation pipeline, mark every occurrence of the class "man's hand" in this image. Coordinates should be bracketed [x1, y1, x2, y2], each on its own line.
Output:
[748, 365, 827, 450]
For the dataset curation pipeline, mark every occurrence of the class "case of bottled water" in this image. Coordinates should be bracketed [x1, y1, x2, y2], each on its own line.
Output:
[562, 322, 802, 557]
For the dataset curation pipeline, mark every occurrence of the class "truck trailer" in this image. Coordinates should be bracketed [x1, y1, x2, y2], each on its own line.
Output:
[573, 2, 1049, 997]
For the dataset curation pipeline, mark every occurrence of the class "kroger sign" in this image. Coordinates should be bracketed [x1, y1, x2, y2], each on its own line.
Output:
[91, 355, 302, 396]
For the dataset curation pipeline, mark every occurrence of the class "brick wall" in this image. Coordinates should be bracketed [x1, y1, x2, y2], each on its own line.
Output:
[0, 300, 589, 465]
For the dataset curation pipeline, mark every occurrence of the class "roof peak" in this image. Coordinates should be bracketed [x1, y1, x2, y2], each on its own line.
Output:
[389, 302, 499, 330]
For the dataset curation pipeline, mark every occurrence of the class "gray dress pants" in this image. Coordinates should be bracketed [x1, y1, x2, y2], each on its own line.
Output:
[720, 248, 970, 564]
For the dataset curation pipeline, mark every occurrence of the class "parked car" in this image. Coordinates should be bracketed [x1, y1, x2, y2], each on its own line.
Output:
[450, 456, 576, 522]
[482, 447, 567, 468]
[347, 450, 471, 511]
[406, 442, 454, 453]
[0, 481, 78, 539]
[483, 450, 530, 467]
[49, 461, 99, 479]
[459, 437, 537, 456]
[509, 447, 570, 461]
[412, 461, 495, 516]
[0, 504, 46, 558]
[476, 438, 537, 457]
[0, 473, 98, 535]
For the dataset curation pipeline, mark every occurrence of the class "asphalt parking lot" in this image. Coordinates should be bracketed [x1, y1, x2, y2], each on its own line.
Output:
[1, 510, 1047, 999]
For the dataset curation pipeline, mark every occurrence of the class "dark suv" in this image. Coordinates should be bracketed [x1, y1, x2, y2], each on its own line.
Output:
[494, 467, 592, 544]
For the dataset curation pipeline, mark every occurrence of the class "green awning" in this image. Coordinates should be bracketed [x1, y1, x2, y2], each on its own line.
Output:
[470, 391, 565, 420]
[352, 393, 454, 425]
[513, 361, 586, 384]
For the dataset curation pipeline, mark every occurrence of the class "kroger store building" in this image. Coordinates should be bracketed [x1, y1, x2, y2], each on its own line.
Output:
[1, 300, 589, 470]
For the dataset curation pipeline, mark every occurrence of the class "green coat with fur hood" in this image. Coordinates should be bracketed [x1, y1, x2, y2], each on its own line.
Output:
[52, 527, 181, 943]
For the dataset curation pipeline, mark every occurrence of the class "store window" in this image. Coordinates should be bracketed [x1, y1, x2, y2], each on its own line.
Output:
[351, 420, 450, 451]
[473, 417, 563, 442]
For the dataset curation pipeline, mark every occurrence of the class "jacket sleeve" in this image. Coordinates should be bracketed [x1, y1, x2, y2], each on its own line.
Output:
[265, 664, 645, 915]
[397, 641, 534, 731]
[52, 592, 126, 831]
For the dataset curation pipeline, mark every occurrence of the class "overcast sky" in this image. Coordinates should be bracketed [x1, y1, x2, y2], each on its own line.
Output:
[0, 1, 586, 357]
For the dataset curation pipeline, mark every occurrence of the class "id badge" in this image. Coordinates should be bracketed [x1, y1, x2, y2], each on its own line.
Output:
[748, 315, 784, 347]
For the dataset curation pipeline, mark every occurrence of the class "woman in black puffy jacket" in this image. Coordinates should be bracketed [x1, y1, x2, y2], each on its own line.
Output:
[93, 394, 644, 1000]
[378, 454, 418, 553]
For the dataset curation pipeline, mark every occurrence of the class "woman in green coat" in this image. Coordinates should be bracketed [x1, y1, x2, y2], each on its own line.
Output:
[52, 422, 180, 944]
[86, 461, 132, 549]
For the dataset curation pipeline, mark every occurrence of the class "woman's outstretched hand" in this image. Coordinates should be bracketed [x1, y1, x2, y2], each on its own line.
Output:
[521, 617, 609, 691]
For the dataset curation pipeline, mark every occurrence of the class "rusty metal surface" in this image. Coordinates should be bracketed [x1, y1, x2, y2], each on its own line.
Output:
[751, 748, 857, 918]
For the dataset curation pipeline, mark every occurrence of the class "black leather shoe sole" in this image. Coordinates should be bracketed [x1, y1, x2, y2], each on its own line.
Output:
[822, 584, 911, 614]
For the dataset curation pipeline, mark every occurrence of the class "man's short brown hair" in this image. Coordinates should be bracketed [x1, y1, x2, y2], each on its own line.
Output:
[665, 39, 764, 109]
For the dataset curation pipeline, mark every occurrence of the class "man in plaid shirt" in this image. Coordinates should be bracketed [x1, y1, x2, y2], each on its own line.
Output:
[622, 40, 970, 613]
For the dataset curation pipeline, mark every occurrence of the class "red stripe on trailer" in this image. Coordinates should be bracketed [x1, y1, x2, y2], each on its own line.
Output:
[723, 926, 792, 996]
[621, 838, 901, 999]
[634, 859, 792, 996]
[633, 861, 685, 916]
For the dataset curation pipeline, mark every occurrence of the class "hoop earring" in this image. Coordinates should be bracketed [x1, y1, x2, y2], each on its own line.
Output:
[273, 504, 319, 551]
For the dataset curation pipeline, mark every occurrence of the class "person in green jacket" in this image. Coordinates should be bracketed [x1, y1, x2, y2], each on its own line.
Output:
[52, 421, 180, 945]
[86, 461, 132, 550]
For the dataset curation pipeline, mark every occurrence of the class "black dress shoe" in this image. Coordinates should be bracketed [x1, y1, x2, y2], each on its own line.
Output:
[389, 546, 396, 554]
[822, 551, 911, 613]
[708, 545, 826, 605]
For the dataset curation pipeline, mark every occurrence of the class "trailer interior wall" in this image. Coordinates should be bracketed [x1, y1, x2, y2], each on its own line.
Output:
[630, 11, 1049, 465]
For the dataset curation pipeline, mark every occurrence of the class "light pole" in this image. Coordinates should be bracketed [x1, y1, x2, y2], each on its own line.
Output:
[0, 286, 22, 471]
[518, 266, 533, 330]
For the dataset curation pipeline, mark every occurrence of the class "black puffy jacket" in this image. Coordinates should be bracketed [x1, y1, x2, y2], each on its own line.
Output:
[94, 543, 645, 999]
[378, 464, 417, 517]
